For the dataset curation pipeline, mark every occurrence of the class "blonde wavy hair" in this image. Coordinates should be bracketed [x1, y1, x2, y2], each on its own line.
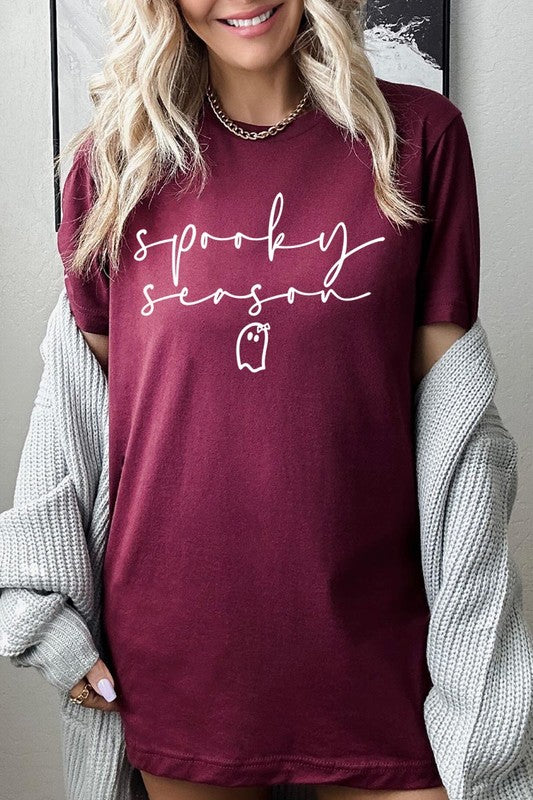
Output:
[57, 0, 427, 279]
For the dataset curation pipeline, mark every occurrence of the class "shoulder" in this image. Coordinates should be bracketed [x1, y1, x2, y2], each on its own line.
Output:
[71, 134, 95, 168]
[58, 136, 98, 272]
[376, 77, 464, 154]
[59, 136, 96, 221]
[63, 135, 96, 199]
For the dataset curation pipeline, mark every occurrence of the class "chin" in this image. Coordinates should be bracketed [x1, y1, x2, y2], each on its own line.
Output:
[223, 49, 284, 73]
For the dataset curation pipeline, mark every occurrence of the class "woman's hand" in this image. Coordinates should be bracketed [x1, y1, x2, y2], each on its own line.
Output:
[68, 657, 121, 712]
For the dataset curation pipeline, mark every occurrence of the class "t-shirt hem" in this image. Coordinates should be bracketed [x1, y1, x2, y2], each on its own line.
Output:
[126, 740, 443, 790]
[65, 294, 109, 335]
[415, 299, 475, 331]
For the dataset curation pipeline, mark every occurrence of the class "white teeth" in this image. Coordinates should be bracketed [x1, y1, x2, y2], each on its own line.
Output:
[225, 8, 275, 27]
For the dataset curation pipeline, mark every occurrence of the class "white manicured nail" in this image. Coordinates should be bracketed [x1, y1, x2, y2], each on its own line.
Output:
[97, 678, 117, 701]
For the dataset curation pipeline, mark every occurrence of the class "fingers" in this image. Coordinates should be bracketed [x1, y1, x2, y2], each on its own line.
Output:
[86, 657, 118, 703]
[83, 692, 121, 712]
[68, 658, 121, 712]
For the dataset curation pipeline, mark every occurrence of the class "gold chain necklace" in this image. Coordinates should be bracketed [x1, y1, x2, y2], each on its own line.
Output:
[205, 84, 311, 140]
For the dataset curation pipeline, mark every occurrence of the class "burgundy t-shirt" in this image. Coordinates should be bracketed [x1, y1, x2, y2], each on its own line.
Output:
[58, 78, 480, 790]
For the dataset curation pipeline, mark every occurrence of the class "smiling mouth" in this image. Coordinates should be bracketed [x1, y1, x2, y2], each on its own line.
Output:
[219, 4, 281, 28]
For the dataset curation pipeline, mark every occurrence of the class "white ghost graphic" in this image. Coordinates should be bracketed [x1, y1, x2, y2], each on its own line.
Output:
[236, 322, 271, 372]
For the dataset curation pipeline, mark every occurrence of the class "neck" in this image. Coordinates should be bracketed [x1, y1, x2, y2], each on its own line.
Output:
[207, 54, 306, 125]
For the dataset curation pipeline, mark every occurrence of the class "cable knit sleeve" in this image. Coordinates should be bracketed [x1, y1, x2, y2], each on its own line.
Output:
[414, 322, 533, 799]
[0, 330, 100, 693]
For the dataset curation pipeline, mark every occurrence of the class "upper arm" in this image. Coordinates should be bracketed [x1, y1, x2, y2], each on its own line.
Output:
[57, 140, 110, 337]
[414, 112, 480, 331]
[412, 111, 481, 385]
[80, 330, 108, 376]
[411, 322, 466, 387]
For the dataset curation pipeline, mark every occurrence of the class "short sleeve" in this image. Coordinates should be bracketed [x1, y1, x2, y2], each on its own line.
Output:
[57, 142, 109, 335]
[415, 112, 480, 330]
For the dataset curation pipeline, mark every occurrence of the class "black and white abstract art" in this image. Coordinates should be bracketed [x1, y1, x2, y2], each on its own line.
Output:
[51, 0, 450, 225]
[365, 0, 449, 91]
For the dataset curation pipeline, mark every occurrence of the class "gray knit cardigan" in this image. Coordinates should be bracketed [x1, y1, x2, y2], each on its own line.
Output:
[1, 289, 532, 800]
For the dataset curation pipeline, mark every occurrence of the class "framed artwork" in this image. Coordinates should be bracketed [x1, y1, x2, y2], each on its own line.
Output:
[365, 0, 450, 93]
[51, 1, 451, 228]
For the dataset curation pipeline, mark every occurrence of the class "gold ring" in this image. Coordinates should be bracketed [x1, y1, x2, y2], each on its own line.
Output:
[68, 682, 93, 705]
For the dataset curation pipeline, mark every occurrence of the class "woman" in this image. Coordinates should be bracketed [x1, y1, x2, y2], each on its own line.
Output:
[57, 1, 480, 798]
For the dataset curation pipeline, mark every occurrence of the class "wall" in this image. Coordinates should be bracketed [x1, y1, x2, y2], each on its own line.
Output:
[1, 2, 531, 798]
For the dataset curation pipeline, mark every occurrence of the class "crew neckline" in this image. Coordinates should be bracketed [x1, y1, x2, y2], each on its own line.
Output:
[200, 95, 325, 142]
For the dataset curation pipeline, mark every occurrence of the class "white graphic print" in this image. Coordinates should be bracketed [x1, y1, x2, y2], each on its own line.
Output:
[236, 322, 271, 372]
[134, 192, 385, 371]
